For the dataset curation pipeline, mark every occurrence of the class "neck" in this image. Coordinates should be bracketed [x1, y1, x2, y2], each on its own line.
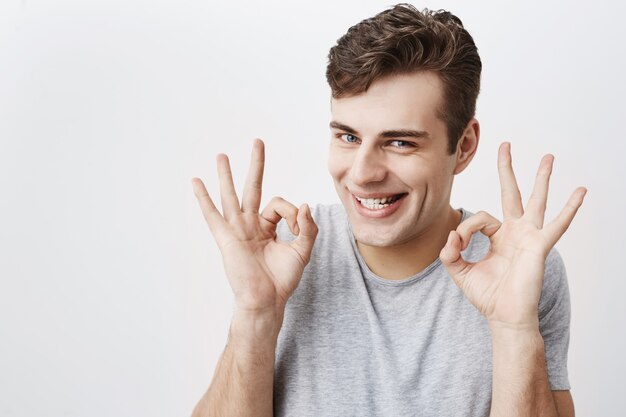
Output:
[356, 206, 462, 280]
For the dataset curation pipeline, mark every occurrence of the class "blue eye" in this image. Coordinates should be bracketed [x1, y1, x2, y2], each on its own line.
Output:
[390, 140, 414, 148]
[340, 134, 358, 143]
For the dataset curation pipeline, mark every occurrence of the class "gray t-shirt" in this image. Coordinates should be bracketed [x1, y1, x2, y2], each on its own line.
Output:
[274, 204, 570, 417]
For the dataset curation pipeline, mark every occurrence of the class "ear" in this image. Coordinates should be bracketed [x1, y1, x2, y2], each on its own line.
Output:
[453, 118, 480, 175]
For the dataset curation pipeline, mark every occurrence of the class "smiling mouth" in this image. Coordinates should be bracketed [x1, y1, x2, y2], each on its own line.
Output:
[354, 193, 407, 210]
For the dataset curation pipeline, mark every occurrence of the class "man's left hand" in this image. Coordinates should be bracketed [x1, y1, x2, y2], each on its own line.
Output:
[440, 142, 586, 330]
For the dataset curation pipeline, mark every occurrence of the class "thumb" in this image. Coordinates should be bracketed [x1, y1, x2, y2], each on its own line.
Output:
[290, 204, 318, 264]
[440, 230, 472, 287]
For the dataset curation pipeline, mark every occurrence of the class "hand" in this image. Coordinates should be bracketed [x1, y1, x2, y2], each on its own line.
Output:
[440, 142, 586, 330]
[191, 139, 318, 317]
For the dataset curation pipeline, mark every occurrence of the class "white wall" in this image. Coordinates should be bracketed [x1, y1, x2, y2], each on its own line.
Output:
[1, 0, 623, 415]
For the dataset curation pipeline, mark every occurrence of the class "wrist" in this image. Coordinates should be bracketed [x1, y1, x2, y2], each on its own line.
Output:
[487, 315, 540, 333]
[231, 306, 285, 343]
[488, 321, 544, 351]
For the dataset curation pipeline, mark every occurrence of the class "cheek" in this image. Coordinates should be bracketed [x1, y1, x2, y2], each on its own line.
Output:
[327, 148, 351, 180]
[395, 160, 450, 192]
[394, 160, 429, 184]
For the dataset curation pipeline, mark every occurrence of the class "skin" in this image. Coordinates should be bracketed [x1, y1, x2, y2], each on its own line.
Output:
[328, 71, 477, 279]
[190, 70, 585, 416]
[190, 140, 318, 417]
[439, 141, 584, 416]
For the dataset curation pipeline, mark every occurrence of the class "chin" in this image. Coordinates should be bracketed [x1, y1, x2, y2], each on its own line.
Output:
[350, 223, 407, 248]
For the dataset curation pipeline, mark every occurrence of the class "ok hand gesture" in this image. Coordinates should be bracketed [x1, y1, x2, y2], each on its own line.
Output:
[191, 139, 318, 317]
[440, 142, 586, 330]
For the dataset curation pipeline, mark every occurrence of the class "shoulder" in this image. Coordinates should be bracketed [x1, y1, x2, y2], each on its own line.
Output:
[539, 247, 569, 320]
[310, 203, 347, 225]
[544, 247, 566, 281]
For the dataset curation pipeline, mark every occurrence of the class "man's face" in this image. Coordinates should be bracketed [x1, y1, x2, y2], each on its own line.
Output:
[328, 71, 460, 247]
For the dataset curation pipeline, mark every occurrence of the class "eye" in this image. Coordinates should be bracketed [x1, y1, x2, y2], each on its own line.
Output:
[389, 140, 415, 148]
[339, 133, 359, 143]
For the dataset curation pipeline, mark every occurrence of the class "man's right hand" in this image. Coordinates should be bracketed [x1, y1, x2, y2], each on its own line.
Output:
[191, 138, 318, 319]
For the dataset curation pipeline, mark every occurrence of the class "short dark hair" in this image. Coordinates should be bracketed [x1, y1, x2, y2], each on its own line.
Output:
[326, 4, 482, 154]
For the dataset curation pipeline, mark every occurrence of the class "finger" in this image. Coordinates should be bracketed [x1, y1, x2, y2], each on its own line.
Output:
[191, 177, 228, 238]
[217, 154, 242, 219]
[440, 230, 473, 288]
[497, 142, 524, 220]
[241, 139, 265, 213]
[544, 187, 587, 247]
[261, 196, 300, 235]
[525, 154, 554, 228]
[290, 204, 319, 264]
[454, 211, 502, 250]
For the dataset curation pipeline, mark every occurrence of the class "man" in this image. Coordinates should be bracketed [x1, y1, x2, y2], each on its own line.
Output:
[190, 4, 585, 417]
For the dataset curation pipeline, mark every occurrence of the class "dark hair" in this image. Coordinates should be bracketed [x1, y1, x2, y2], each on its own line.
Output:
[326, 4, 482, 153]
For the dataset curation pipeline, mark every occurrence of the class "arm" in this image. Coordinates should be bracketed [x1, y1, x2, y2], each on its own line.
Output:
[490, 249, 575, 417]
[191, 309, 282, 417]
[440, 142, 585, 417]
[190, 139, 318, 417]
[490, 327, 574, 417]
[489, 325, 559, 417]
[553, 391, 575, 417]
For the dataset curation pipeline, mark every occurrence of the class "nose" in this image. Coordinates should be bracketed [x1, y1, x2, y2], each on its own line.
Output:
[349, 144, 387, 187]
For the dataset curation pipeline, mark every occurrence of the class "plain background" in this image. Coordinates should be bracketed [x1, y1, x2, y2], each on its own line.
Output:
[1, 0, 624, 416]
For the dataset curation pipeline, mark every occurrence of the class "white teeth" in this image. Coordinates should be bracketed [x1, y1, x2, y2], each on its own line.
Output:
[355, 194, 401, 210]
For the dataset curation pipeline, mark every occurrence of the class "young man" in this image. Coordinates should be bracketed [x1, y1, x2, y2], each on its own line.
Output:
[190, 5, 585, 417]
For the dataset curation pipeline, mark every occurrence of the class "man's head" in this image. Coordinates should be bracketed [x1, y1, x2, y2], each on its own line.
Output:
[326, 4, 481, 154]
[325, 4, 482, 248]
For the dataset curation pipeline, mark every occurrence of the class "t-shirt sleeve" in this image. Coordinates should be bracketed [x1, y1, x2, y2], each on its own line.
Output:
[538, 247, 571, 390]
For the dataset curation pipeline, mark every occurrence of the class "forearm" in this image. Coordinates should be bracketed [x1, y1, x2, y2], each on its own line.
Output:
[489, 324, 558, 417]
[192, 309, 284, 417]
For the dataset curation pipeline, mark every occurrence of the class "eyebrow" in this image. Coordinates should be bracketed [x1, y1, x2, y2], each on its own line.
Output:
[329, 121, 430, 140]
